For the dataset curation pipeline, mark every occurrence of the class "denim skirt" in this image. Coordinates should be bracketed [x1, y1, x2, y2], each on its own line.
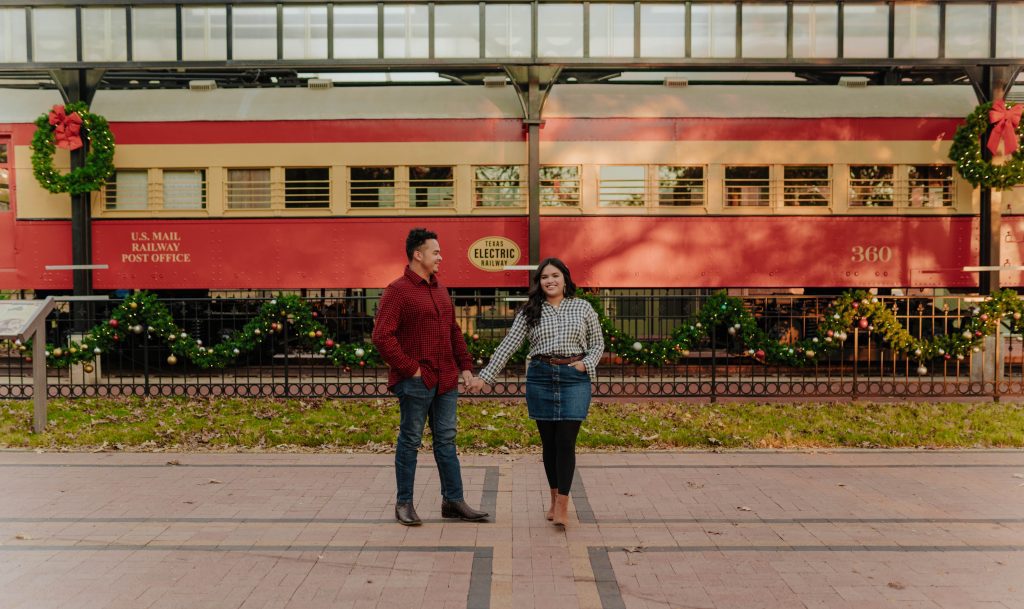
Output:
[525, 359, 592, 421]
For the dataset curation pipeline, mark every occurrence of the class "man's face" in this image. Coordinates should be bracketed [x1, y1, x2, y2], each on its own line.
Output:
[414, 239, 442, 275]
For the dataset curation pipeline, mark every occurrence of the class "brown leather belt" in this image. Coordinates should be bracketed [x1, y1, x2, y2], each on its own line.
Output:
[533, 354, 585, 365]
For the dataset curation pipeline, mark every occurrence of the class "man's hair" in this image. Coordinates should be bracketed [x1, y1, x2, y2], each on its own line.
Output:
[406, 228, 438, 261]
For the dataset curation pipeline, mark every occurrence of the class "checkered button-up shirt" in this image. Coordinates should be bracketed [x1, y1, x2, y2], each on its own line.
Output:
[478, 298, 604, 384]
[372, 266, 473, 393]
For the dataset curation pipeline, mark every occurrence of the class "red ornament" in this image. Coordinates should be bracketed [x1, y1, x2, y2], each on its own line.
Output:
[852, 302, 859, 309]
[472, 333, 479, 341]
[343, 366, 351, 372]
[610, 336, 616, 342]
[980, 313, 989, 321]
[358, 360, 365, 367]
[315, 330, 323, 338]
[755, 349, 765, 360]
[325, 339, 335, 348]
[614, 356, 623, 364]
[311, 312, 318, 318]
[975, 330, 983, 337]
[858, 318, 869, 329]
[112, 334, 119, 342]
[944, 354, 951, 360]
[826, 330, 834, 337]
[108, 319, 119, 328]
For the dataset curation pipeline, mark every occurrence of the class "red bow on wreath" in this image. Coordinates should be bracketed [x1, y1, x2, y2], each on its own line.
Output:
[987, 99, 1022, 157]
[48, 104, 84, 151]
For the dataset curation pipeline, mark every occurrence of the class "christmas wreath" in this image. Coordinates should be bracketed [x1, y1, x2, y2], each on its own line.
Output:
[31, 102, 116, 195]
[949, 100, 1024, 189]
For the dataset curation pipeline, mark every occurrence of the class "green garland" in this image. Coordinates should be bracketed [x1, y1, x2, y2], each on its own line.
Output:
[4, 290, 1023, 376]
[948, 100, 1024, 189]
[31, 102, 116, 195]
[585, 290, 1024, 372]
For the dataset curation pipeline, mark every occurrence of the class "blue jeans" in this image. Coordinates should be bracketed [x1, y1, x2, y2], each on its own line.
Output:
[393, 376, 464, 504]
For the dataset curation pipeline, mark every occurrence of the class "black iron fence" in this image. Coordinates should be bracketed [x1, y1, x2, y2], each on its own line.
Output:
[1, 292, 1023, 399]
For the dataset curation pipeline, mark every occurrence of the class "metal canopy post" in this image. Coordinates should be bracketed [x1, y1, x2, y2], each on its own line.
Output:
[50, 69, 104, 329]
[508, 66, 560, 266]
[968, 65, 1021, 295]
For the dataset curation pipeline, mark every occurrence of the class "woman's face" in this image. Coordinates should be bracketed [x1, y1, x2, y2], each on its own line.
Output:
[538, 264, 565, 299]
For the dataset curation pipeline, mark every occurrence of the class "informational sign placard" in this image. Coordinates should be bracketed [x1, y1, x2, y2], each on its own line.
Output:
[0, 300, 52, 339]
[0, 297, 55, 433]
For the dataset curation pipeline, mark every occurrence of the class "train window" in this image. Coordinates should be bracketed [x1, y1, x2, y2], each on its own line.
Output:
[434, 5, 480, 59]
[285, 168, 330, 209]
[849, 165, 895, 207]
[0, 9, 27, 62]
[82, 8, 128, 62]
[792, 3, 838, 58]
[32, 8, 77, 62]
[182, 6, 227, 61]
[657, 166, 705, 207]
[282, 5, 328, 60]
[384, 5, 429, 58]
[104, 171, 148, 211]
[724, 166, 770, 207]
[908, 165, 954, 208]
[132, 8, 176, 61]
[783, 166, 830, 207]
[410, 166, 454, 208]
[474, 166, 523, 207]
[163, 170, 207, 210]
[589, 4, 633, 58]
[350, 167, 395, 208]
[996, 3, 1024, 58]
[945, 4, 990, 59]
[540, 166, 580, 207]
[333, 5, 379, 59]
[842, 3, 889, 58]
[485, 4, 532, 58]
[640, 4, 685, 57]
[226, 168, 271, 210]
[0, 140, 8, 211]
[599, 166, 645, 207]
[691, 3, 737, 58]
[893, 4, 939, 59]
[538, 4, 584, 58]
[742, 4, 788, 58]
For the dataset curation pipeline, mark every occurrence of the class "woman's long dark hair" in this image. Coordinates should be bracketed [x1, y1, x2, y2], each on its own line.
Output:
[520, 257, 577, 328]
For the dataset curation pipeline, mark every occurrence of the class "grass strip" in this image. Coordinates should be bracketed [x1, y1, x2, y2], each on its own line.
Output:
[1, 398, 1022, 451]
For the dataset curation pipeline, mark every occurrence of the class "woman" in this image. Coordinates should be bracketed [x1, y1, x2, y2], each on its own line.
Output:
[469, 258, 603, 527]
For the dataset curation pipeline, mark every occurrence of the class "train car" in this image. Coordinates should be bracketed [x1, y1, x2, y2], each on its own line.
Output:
[2, 82, 1023, 292]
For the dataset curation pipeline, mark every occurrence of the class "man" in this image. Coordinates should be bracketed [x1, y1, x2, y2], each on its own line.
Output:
[372, 228, 488, 526]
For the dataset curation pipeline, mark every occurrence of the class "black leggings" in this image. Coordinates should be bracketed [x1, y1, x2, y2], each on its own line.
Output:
[535, 420, 582, 495]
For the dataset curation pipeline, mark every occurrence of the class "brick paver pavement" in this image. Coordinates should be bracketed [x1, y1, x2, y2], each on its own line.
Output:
[1, 450, 1023, 609]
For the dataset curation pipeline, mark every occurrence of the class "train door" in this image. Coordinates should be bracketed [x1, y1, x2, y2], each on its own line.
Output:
[0, 136, 14, 270]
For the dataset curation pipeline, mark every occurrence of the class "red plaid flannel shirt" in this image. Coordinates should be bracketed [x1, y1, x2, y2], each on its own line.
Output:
[372, 266, 473, 393]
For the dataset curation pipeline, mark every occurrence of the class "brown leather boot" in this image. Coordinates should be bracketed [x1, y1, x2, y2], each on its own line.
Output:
[545, 488, 558, 521]
[552, 494, 570, 527]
